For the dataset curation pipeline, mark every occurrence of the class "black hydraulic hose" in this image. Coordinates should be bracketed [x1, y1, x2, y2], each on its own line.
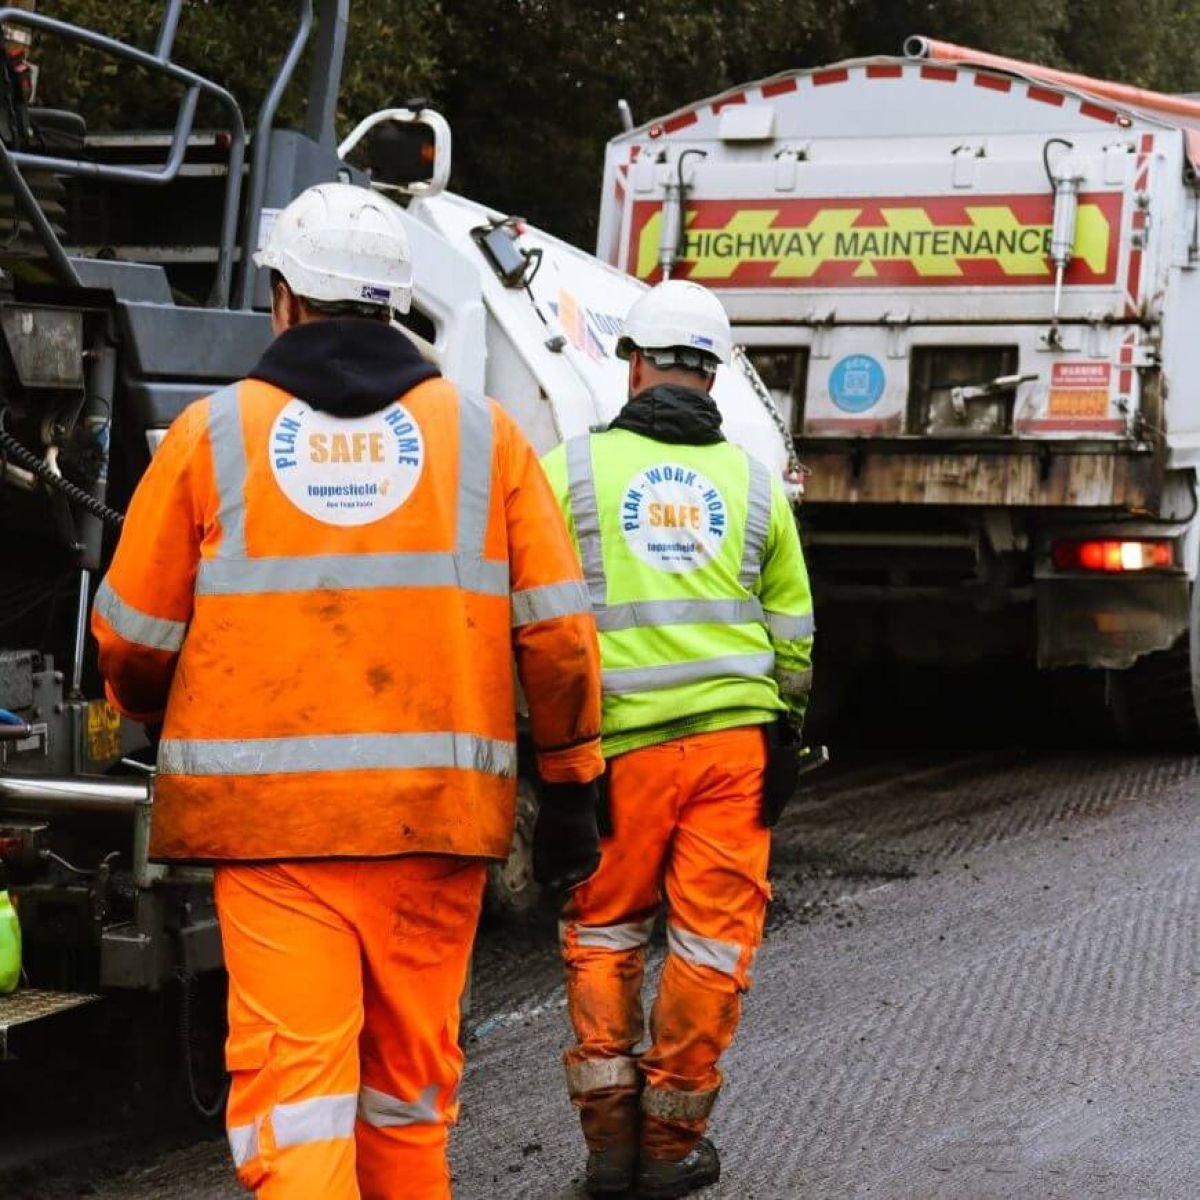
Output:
[675, 148, 707, 263]
[1043, 137, 1073, 188]
[0, 429, 124, 527]
[179, 973, 230, 1120]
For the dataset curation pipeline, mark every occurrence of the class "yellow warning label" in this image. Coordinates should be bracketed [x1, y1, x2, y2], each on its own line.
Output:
[86, 699, 122, 762]
[1048, 389, 1110, 418]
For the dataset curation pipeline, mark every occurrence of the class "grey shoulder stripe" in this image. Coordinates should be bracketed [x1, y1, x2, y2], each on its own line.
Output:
[206, 383, 246, 561]
[564, 435, 607, 607]
[739, 455, 773, 589]
[456, 390, 494, 560]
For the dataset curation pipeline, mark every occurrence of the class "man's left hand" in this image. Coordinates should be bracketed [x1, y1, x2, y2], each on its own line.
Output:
[533, 782, 602, 891]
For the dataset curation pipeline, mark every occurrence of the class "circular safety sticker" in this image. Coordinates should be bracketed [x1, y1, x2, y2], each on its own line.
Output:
[268, 399, 424, 526]
[620, 463, 727, 573]
[828, 354, 885, 414]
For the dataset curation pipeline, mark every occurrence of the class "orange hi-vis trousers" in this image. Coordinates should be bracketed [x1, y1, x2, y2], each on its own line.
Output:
[560, 725, 770, 1161]
[214, 857, 486, 1199]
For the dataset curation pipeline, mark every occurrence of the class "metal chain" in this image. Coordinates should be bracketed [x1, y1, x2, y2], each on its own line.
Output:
[732, 346, 805, 477]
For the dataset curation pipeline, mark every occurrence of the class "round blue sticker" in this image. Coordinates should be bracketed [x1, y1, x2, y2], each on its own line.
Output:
[829, 355, 885, 414]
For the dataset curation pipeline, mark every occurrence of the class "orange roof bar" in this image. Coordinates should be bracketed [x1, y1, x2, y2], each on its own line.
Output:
[906, 35, 1200, 125]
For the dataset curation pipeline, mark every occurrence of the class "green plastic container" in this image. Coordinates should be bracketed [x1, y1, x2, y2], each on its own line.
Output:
[0, 864, 20, 994]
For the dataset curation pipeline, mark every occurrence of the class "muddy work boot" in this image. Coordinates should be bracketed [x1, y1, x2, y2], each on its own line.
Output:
[576, 1081, 641, 1195]
[636, 1137, 721, 1198]
[585, 1143, 638, 1195]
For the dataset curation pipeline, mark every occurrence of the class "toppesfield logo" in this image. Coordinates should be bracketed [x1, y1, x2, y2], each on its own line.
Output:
[621, 463, 727, 573]
[269, 400, 424, 526]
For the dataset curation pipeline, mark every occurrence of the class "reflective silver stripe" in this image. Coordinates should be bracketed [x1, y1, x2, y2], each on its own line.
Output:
[207, 383, 246, 559]
[195, 552, 509, 596]
[94, 578, 186, 652]
[512, 580, 591, 627]
[568, 916, 655, 951]
[227, 1121, 258, 1168]
[667, 925, 744, 977]
[158, 732, 517, 778]
[593, 597, 764, 632]
[738, 457, 772, 588]
[564, 435, 606, 607]
[765, 610, 815, 641]
[456, 391, 494, 557]
[272, 1093, 358, 1149]
[642, 1085, 719, 1121]
[566, 1056, 639, 1097]
[776, 667, 813, 698]
[358, 1083, 441, 1128]
[602, 651, 776, 696]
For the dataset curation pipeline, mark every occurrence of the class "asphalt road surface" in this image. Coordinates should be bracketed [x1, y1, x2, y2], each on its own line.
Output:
[9, 738, 1180, 1199]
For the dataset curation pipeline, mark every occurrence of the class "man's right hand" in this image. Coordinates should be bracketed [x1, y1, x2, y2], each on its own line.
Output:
[533, 781, 602, 891]
[762, 723, 829, 827]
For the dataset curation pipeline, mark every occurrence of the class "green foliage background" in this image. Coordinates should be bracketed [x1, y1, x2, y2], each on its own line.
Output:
[32, 1, 1200, 248]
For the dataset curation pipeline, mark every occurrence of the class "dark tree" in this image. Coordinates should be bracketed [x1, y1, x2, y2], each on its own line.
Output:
[29, 1, 1200, 248]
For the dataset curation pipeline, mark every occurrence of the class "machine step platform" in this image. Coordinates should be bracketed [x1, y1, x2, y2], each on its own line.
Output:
[0, 988, 97, 1059]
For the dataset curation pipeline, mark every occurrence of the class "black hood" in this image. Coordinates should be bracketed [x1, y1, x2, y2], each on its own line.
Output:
[608, 384, 725, 445]
[249, 319, 440, 417]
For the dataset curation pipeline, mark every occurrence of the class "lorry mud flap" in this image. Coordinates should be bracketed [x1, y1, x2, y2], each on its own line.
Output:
[1036, 578, 1189, 670]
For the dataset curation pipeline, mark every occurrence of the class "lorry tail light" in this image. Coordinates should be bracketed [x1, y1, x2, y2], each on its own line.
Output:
[1051, 538, 1174, 572]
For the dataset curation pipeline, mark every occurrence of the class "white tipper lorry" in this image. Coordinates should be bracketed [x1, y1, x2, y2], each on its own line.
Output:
[598, 36, 1200, 745]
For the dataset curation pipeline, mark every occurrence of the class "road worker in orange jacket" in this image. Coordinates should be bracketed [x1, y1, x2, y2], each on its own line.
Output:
[92, 182, 605, 1200]
[542, 280, 815, 1198]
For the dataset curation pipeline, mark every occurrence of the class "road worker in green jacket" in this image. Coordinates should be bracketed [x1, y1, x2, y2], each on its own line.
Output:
[542, 279, 815, 1199]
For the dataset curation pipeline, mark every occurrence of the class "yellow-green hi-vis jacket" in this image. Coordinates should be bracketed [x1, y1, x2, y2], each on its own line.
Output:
[542, 427, 814, 757]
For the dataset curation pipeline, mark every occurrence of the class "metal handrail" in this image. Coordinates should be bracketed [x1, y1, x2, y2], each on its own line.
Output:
[0, 137, 80, 285]
[0, 5, 247, 307]
[12, 86, 200, 185]
[153, 0, 183, 61]
[237, 0, 314, 310]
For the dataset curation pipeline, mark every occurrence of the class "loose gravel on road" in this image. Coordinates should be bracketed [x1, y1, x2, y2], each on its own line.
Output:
[56, 745, 1200, 1200]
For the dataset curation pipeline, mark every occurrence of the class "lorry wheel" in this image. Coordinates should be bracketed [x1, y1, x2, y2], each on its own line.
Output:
[485, 775, 541, 917]
[1108, 583, 1200, 750]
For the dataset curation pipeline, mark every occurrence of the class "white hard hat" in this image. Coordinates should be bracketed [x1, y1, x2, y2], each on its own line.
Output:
[616, 279, 732, 368]
[253, 182, 413, 313]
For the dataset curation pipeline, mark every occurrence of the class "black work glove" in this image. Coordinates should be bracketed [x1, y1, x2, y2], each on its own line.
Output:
[595, 764, 613, 839]
[533, 781, 602, 891]
[762, 720, 802, 828]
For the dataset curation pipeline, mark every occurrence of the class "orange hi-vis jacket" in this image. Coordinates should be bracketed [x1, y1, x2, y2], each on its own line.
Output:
[93, 365, 603, 863]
